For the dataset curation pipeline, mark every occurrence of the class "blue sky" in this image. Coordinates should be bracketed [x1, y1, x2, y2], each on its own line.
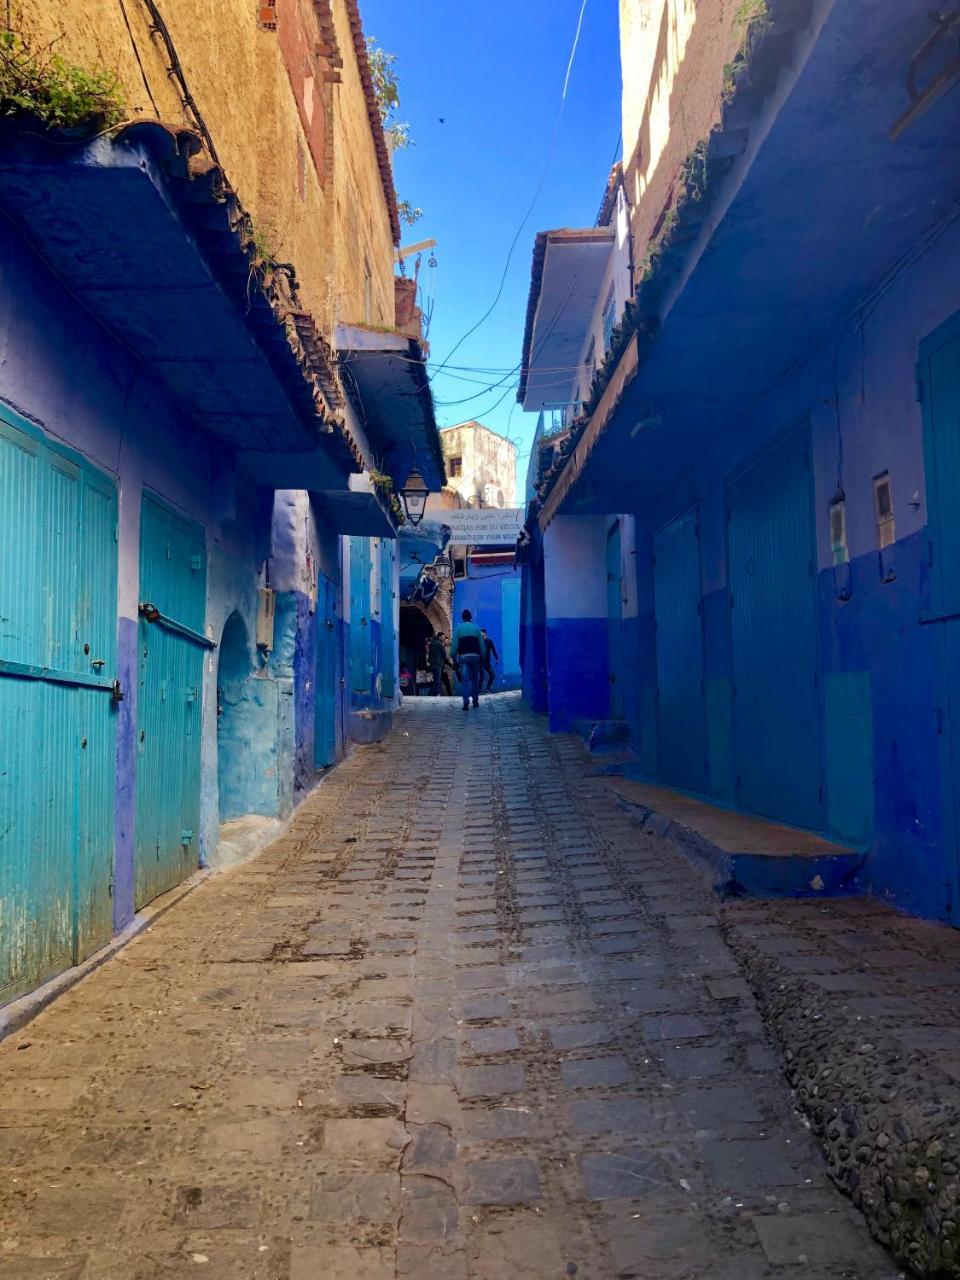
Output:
[360, 0, 622, 487]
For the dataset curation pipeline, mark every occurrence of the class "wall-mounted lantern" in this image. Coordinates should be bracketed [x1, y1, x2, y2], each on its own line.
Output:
[433, 554, 453, 581]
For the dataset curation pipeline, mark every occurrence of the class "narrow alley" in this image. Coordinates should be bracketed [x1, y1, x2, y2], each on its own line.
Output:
[0, 695, 899, 1279]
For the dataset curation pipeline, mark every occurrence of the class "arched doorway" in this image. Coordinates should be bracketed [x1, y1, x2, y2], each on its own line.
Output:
[217, 611, 256, 823]
[399, 603, 435, 695]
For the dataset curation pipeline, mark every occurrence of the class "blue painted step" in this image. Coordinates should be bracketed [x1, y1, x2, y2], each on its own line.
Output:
[605, 776, 865, 900]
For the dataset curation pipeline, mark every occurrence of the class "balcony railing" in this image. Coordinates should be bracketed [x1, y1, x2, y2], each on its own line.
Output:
[526, 402, 582, 502]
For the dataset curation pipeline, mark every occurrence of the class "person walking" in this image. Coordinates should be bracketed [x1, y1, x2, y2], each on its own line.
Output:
[450, 609, 484, 710]
[438, 634, 455, 696]
[481, 627, 499, 693]
[427, 632, 446, 697]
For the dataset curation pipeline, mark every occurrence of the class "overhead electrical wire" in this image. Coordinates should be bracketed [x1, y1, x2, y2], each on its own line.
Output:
[429, 0, 590, 378]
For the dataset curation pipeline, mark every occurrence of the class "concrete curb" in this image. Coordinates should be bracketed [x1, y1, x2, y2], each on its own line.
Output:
[0, 869, 211, 1044]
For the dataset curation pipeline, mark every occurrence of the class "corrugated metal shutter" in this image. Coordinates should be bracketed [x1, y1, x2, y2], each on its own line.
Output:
[0, 410, 117, 1002]
[654, 507, 708, 792]
[727, 425, 822, 829]
[135, 494, 205, 908]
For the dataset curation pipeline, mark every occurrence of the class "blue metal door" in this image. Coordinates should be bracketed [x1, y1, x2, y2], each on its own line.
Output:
[727, 426, 822, 829]
[500, 576, 521, 677]
[135, 494, 205, 908]
[919, 309, 960, 924]
[314, 575, 338, 768]
[379, 540, 396, 699]
[654, 507, 708, 792]
[0, 409, 117, 1003]
[606, 521, 625, 718]
[349, 536, 372, 699]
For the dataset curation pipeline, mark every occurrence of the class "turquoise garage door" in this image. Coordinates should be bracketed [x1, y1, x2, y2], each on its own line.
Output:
[135, 494, 207, 908]
[0, 408, 118, 1003]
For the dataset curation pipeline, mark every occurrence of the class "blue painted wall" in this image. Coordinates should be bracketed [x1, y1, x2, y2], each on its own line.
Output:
[0, 198, 360, 1001]
[536, 213, 960, 922]
[454, 560, 523, 691]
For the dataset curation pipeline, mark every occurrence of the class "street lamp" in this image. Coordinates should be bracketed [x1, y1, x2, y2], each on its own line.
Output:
[433, 553, 453, 580]
[400, 467, 429, 526]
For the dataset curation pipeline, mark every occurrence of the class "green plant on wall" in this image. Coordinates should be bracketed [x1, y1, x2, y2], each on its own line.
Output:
[0, 30, 124, 132]
[248, 222, 281, 272]
[366, 35, 422, 230]
[368, 467, 405, 524]
[397, 198, 423, 227]
[366, 36, 411, 152]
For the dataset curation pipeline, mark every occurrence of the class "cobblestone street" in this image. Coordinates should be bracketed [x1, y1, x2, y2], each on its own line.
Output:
[0, 694, 899, 1279]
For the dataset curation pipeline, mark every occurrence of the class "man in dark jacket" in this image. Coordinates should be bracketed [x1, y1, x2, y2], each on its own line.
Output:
[451, 610, 484, 710]
[481, 627, 499, 693]
[427, 632, 447, 696]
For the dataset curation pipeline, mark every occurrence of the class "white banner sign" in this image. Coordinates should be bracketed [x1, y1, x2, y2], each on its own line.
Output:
[442, 507, 524, 546]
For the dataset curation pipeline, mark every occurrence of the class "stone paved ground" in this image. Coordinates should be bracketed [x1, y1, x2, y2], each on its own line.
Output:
[0, 694, 900, 1279]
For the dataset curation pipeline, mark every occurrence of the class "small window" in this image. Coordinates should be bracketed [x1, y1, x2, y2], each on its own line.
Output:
[602, 288, 616, 352]
[873, 472, 895, 549]
[829, 492, 848, 566]
[453, 556, 466, 579]
[257, 1, 277, 29]
[584, 337, 596, 386]
[449, 456, 463, 477]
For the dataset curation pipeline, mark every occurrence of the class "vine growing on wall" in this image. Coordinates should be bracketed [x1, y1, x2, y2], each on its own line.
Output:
[368, 466, 405, 524]
[366, 35, 423, 228]
[0, 29, 125, 133]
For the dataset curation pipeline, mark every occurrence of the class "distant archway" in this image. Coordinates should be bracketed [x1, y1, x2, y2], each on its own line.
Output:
[399, 603, 435, 690]
[217, 611, 256, 823]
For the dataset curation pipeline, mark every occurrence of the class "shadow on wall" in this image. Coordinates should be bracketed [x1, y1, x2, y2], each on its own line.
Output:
[217, 611, 280, 823]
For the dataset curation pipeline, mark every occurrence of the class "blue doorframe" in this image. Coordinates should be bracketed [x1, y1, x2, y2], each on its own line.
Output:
[919, 307, 960, 925]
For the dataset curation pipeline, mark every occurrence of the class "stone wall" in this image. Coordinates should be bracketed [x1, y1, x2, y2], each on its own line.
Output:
[14, 0, 394, 332]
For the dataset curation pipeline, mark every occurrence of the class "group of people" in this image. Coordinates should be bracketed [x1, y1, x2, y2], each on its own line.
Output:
[426, 610, 498, 710]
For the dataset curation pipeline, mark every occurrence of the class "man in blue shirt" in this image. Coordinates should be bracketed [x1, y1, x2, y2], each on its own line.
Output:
[450, 609, 484, 710]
